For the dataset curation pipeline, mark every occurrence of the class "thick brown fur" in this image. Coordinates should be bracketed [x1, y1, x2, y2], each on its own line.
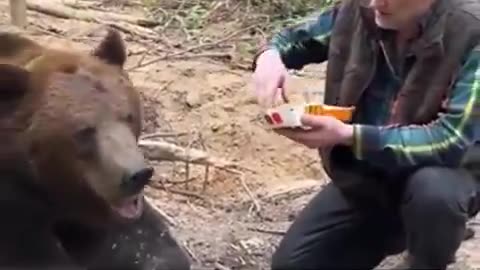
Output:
[0, 30, 142, 224]
[0, 29, 190, 270]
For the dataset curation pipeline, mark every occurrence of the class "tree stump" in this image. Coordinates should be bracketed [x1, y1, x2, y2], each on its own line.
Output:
[9, 0, 27, 27]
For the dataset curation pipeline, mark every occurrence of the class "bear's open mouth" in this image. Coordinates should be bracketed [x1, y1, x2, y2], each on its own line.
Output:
[110, 193, 144, 219]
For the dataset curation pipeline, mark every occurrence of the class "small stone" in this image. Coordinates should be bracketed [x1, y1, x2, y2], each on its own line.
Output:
[223, 103, 235, 112]
[240, 237, 264, 254]
[185, 91, 202, 108]
[211, 123, 220, 132]
[181, 68, 195, 77]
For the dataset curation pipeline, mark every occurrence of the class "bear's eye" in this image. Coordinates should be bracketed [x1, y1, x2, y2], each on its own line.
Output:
[74, 127, 97, 149]
[125, 113, 134, 123]
[74, 126, 97, 158]
[74, 126, 96, 142]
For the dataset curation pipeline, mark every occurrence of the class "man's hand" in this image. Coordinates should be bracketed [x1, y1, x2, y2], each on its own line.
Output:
[252, 49, 289, 107]
[275, 114, 354, 149]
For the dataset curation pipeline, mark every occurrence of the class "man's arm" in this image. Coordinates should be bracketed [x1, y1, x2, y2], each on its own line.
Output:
[352, 48, 480, 169]
[253, 4, 339, 70]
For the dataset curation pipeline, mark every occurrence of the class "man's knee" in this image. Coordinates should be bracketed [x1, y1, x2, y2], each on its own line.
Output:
[402, 167, 471, 220]
[270, 238, 306, 270]
[270, 249, 293, 270]
[400, 167, 474, 268]
[270, 230, 326, 270]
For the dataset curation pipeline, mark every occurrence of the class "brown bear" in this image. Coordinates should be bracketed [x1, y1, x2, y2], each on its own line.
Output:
[0, 29, 191, 270]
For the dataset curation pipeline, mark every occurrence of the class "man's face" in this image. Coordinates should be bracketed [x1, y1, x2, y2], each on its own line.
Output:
[368, 0, 433, 30]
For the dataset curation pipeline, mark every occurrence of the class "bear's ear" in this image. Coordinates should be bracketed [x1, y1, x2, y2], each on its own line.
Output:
[0, 64, 30, 101]
[92, 28, 127, 67]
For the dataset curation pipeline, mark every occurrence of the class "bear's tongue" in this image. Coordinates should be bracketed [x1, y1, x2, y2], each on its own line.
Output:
[112, 195, 143, 219]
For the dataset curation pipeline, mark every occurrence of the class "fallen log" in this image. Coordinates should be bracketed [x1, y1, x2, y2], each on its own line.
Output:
[138, 139, 235, 169]
[27, 2, 159, 27]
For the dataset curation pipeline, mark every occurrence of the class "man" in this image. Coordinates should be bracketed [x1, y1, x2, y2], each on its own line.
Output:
[252, 0, 480, 269]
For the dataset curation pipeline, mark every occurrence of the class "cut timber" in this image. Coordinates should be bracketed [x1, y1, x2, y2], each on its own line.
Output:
[9, 0, 27, 27]
[139, 140, 235, 169]
[108, 21, 158, 40]
[26, 2, 159, 27]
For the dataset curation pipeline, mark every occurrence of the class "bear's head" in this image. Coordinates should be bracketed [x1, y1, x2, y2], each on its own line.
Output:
[0, 29, 154, 226]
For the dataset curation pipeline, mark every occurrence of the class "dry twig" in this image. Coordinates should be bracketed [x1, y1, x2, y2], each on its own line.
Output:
[160, 0, 187, 31]
[214, 262, 232, 270]
[164, 52, 233, 61]
[183, 241, 199, 262]
[128, 24, 258, 70]
[261, 179, 321, 201]
[141, 139, 258, 210]
[152, 180, 208, 203]
[183, 131, 199, 188]
[247, 226, 286, 236]
[27, 2, 169, 44]
[140, 132, 190, 140]
[62, 0, 98, 10]
[141, 138, 255, 176]
[166, 177, 197, 185]
[238, 173, 261, 214]
[168, 188, 207, 201]
[152, 80, 175, 101]
[107, 21, 159, 41]
[139, 139, 237, 169]
[197, 132, 211, 192]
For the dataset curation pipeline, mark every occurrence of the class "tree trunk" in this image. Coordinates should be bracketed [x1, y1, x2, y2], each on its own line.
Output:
[9, 0, 27, 27]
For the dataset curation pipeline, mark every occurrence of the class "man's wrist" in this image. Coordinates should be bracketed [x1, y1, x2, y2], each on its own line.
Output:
[338, 124, 364, 160]
[339, 124, 354, 146]
[251, 43, 280, 71]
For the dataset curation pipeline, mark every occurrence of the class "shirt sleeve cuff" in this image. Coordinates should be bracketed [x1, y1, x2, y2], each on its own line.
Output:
[352, 124, 383, 160]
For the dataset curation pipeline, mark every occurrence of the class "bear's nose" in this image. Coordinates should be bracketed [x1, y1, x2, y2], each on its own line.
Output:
[122, 167, 154, 194]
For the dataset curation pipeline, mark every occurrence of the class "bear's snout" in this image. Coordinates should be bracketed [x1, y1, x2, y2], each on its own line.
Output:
[121, 166, 154, 194]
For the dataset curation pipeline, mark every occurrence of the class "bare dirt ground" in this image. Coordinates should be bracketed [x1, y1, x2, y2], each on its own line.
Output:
[1, 1, 479, 269]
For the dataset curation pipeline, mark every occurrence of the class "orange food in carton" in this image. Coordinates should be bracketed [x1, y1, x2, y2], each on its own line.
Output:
[303, 104, 355, 122]
[264, 103, 355, 129]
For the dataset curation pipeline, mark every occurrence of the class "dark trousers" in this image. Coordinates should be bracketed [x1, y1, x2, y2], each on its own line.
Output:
[271, 167, 480, 270]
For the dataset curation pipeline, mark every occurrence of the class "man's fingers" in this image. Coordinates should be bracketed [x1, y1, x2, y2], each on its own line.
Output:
[277, 74, 289, 103]
[253, 69, 288, 107]
[272, 89, 286, 107]
[271, 73, 288, 106]
[274, 127, 312, 141]
[267, 85, 284, 107]
[273, 127, 295, 136]
[301, 114, 338, 128]
[256, 86, 274, 107]
[274, 128, 301, 141]
[300, 114, 325, 127]
[274, 128, 321, 149]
